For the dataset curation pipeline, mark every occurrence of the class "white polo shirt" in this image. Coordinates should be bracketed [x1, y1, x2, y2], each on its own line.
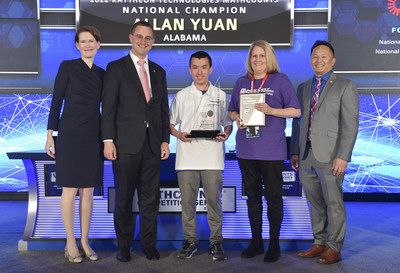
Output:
[170, 82, 232, 171]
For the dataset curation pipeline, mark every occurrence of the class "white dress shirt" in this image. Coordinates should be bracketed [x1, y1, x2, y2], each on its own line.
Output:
[104, 52, 153, 143]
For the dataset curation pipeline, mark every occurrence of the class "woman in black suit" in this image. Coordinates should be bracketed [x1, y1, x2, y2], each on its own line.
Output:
[45, 26, 104, 263]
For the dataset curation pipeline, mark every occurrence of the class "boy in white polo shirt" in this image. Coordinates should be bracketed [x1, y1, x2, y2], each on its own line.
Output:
[169, 51, 232, 261]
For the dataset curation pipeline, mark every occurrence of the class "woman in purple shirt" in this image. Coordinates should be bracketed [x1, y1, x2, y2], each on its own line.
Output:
[228, 40, 300, 263]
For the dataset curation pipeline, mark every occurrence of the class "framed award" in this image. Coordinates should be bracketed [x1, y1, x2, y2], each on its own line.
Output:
[240, 93, 266, 126]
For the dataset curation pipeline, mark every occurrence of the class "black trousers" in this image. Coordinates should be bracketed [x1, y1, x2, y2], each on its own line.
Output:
[112, 135, 161, 254]
[238, 159, 284, 243]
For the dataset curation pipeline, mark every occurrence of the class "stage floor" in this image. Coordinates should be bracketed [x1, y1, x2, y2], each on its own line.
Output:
[1, 200, 400, 273]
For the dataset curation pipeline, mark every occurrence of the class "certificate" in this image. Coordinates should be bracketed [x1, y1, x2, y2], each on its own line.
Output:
[240, 93, 266, 126]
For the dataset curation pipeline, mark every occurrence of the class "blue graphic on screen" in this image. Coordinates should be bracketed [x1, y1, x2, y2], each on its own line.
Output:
[0, 0, 39, 73]
[331, 0, 400, 71]
[295, 0, 328, 8]
[0, 94, 51, 191]
[0, 27, 324, 192]
[345, 93, 400, 193]
[0, 0, 398, 195]
[2, 27, 327, 91]
[33, 28, 325, 91]
[1, 93, 399, 194]
[40, 0, 74, 8]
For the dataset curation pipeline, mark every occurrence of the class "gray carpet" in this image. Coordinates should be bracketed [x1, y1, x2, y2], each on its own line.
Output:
[1, 201, 399, 273]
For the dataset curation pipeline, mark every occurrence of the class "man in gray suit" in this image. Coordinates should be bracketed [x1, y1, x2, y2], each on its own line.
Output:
[290, 40, 359, 264]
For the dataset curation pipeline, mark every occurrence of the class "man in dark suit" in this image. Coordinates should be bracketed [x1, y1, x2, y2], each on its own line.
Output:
[102, 21, 170, 262]
[290, 40, 359, 264]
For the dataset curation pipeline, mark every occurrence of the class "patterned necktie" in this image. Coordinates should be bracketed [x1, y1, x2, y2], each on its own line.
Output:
[138, 59, 151, 103]
[308, 77, 322, 142]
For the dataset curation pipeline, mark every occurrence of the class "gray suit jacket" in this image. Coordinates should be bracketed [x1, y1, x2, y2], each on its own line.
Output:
[291, 72, 359, 163]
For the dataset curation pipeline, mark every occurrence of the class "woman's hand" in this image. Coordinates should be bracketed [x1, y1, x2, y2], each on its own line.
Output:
[45, 130, 55, 159]
[255, 102, 272, 115]
[230, 112, 246, 129]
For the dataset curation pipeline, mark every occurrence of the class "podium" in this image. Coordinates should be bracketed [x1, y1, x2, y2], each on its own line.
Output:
[7, 152, 313, 251]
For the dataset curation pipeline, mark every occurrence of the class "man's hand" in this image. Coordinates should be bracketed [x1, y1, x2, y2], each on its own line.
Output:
[178, 132, 194, 143]
[104, 142, 117, 160]
[290, 155, 299, 171]
[161, 142, 170, 160]
[331, 158, 347, 176]
[214, 132, 229, 142]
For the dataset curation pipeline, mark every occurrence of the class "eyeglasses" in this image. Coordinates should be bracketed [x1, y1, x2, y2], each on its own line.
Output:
[133, 34, 154, 42]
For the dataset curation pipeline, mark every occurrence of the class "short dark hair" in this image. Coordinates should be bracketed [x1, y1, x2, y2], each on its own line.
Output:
[130, 21, 154, 37]
[75, 26, 101, 43]
[311, 40, 335, 56]
[189, 51, 212, 67]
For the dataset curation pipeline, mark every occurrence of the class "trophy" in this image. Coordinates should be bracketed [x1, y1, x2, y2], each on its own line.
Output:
[185, 88, 224, 138]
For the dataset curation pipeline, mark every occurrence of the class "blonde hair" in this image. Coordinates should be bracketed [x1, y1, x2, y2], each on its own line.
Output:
[245, 40, 279, 77]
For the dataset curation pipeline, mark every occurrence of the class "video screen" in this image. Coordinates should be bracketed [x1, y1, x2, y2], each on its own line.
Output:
[0, 0, 40, 74]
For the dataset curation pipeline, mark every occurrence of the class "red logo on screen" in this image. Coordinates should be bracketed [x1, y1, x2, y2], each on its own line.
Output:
[388, 0, 400, 16]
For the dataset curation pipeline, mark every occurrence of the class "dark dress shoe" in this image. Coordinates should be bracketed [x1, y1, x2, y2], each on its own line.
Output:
[143, 247, 160, 260]
[116, 251, 131, 262]
[240, 242, 264, 258]
[264, 244, 280, 263]
[297, 244, 325, 258]
[317, 247, 341, 264]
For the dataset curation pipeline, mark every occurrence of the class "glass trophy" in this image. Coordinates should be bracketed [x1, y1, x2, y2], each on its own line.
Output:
[185, 96, 223, 138]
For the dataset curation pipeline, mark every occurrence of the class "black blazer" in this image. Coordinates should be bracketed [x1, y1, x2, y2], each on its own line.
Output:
[101, 55, 170, 154]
